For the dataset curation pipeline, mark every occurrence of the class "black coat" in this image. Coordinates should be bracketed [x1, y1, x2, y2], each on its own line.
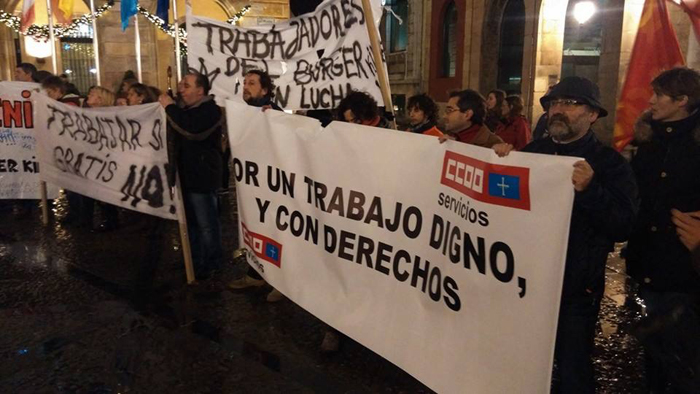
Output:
[522, 131, 639, 301]
[626, 111, 700, 293]
[166, 96, 223, 193]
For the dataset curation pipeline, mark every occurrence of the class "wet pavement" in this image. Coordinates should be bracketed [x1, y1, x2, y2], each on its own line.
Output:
[0, 193, 647, 393]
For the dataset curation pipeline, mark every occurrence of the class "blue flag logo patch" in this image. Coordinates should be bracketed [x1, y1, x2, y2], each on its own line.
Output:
[487, 174, 521, 200]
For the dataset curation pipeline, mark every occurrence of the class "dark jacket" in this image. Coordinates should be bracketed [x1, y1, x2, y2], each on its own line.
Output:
[166, 95, 223, 193]
[522, 131, 639, 301]
[532, 112, 549, 141]
[626, 111, 700, 293]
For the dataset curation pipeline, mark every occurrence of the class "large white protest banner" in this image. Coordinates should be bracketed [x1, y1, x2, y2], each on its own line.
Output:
[0, 82, 59, 199]
[187, 0, 385, 109]
[227, 101, 578, 393]
[33, 95, 178, 220]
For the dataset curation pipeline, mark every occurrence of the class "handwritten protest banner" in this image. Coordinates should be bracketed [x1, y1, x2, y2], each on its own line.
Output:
[187, 0, 385, 109]
[33, 96, 177, 220]
[226, 101, 578, 393]
[0, 82, 59, 199]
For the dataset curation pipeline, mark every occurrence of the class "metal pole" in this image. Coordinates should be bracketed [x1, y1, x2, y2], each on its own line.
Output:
[172, 0, 182, 81]
[46, 0, 58, 75]
[89, 0, 101, 85]
[135, 11, 143, 82]
[41, 0, 59, 226]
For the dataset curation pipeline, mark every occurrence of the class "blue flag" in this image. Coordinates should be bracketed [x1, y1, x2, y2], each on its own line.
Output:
[156, 0, 170, 23]
[487, 173, 521, 200]
[121, 0, 138, 31]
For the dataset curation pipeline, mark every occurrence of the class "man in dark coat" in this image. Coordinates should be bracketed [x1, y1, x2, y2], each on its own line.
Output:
[494, 76, 639, 394]
[626, 67, 700, 394]
[160, 72, 224, 279]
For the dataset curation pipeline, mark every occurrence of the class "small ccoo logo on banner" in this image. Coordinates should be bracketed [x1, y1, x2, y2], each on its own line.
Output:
[241, 222, 283, 267]
[441, 151, 531, 210]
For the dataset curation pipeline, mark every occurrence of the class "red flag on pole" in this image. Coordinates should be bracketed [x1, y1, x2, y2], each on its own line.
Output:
[612, 0, 685, 151]
[20, 0, 36, 32]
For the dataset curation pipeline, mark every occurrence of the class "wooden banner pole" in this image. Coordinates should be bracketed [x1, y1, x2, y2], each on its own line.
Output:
[361, 0, 396, 130]
[174, 176, 195, 283]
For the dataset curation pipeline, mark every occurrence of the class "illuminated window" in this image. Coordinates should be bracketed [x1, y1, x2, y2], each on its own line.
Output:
[385, 0, 408, 53]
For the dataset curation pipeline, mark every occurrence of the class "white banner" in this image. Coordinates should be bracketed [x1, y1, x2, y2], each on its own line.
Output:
[227, 101, 578, 393]
[0, 82, 59, 199]
[187, 0, 385, 109]
[33, 96, 178, 220]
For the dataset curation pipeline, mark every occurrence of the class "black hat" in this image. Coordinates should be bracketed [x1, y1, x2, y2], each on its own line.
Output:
[540, 76, 608, 118]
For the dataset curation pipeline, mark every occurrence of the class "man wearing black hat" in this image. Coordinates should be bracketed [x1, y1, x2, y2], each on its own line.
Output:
[495, 76, 639, 393]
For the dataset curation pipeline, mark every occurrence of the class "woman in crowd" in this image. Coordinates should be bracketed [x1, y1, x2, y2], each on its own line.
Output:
[86, 86, 121, 231]
[406, 93, 443, 137]
[127, 83, 159, 105]
[495, 95, 531, 151]
[484, 89, 506, 132]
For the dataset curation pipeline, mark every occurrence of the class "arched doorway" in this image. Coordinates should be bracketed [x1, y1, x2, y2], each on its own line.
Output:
[497, 0, 526, 94]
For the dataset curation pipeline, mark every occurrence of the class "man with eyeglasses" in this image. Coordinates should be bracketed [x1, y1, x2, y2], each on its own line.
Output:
[440, 89, 503, 147]
[494, 76, 639, 394]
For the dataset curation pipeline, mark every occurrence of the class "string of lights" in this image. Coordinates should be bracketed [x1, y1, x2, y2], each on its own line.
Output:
[0, 2, 113, 41]
[0, 2, 251, 52]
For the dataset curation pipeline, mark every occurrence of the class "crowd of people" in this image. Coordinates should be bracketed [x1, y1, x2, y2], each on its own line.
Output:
[6, 60, 700, 393]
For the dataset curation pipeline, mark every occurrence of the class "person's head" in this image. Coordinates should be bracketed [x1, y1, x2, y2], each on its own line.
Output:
[15, 63, 37, 82]
[443, 90, 486, 133]
[34, 70, 53, 84]
[502, 95, 524, 118]
[649, 67, 700, 122]
[407, 93, 439, 126]
[120, 77, 138, 94]
[337, 91, 379, 124]
[115, 92, 128, 106]
[127, 83, 149, 105]
[41, 76, 66, 100]
[178, 72, 209, 106]
[486, 89, 506, 111]
[87, 86, 116, 107]
[540, 76, 606, 143]
[243, 70, 275, 104]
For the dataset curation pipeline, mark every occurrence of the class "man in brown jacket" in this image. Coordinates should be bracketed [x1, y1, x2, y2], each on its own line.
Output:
[440, 89, 503, 148]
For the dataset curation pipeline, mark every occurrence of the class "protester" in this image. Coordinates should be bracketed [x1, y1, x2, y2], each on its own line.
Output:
[336, 90, 389, 127]
[128, 83, 158, 105]
[14, 63, 37, 82]
[439, 90, 503, 147]
[406, 93, 443, 137]
[86, 87, 120, 232]
[484, 89, 506, 132]
[533, 85, 556, 141]
[159, 72, 224, 280]
[493, 76, 639, 394]
[42, 76, 80, 106]
[495, 95, 531, 150]
[115, 92, 128, 106]
[625, 67, 700, 394]
[34, 70, 53, 84]
[228, 70, 284, 300]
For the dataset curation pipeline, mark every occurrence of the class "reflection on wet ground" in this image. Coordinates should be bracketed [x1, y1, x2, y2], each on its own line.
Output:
[0, 195, 646, 393]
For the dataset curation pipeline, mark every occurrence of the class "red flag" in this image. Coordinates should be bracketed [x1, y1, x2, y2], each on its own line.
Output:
[612, 0, 685, 151]
[20, 0, 35, 32]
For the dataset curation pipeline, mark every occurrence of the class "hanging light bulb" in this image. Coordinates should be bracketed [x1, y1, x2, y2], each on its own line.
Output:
[24, 36, 52, 58]
[573, 1, 596, 24]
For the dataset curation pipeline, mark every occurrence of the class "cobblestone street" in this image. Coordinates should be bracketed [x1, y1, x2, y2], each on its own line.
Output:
[0, 194, 646, 393]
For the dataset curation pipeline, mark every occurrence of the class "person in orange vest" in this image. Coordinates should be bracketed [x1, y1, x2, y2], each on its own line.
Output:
[406, 93, 443, 137]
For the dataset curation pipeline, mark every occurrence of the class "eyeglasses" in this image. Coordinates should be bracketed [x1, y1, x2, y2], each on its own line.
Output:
[445, 106, 461, 114]
[548, 99, 585, 108]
